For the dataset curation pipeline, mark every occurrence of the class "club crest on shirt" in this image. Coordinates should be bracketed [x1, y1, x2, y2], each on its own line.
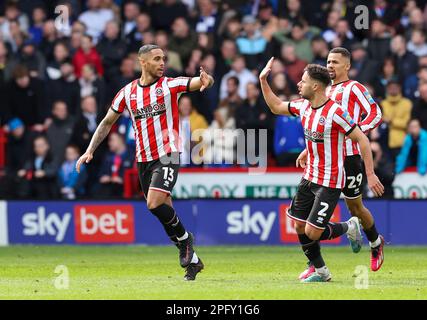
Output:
[363, 90, 375, 104]
[130, 93, 137, 100]
[155, 88, 164, 96]
[319, 116, 326, 125]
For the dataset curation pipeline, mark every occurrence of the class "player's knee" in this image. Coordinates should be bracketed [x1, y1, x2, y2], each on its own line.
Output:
[305, 227, 321, 241]
[295, 222, 306, 234]
[147, 198, 164, 210]
[346, 199, 365, 215]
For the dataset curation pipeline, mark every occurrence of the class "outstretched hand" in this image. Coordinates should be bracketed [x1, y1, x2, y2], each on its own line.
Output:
[259, 57, 274, 81]
[199, 66, 211, 92]
[76, 152, 93, 173]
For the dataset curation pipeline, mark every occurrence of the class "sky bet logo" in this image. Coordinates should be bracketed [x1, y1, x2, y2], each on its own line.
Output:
[20, 205, 135, 244]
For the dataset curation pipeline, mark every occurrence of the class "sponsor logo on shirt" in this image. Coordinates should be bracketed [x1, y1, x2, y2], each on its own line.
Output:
[304, 128, 324, 143]
[133, 103, 166, 119]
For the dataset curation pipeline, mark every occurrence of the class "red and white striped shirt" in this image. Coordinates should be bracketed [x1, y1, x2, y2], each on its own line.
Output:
[326, 80, 382, 156]
[111, 76, 191, 162]
[288, 98, 356, 189]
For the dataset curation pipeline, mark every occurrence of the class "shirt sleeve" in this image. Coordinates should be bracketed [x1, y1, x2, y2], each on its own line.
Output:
[333, 107, 357, 135]
[288, 98, 307, 117]
[167, 76, 191, 94]
[351, 83, 382, 133]
[111, 87, 126, 113]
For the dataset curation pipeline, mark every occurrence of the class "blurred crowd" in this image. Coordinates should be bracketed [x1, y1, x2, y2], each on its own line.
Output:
[1, 0, 427, 199]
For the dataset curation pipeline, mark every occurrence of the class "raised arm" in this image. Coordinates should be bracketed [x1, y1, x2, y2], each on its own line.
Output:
[259, 57, 291, 115]
[347, 126, 384, 197]
[76, 108, 121, 173]
[189, 66, 214, 92]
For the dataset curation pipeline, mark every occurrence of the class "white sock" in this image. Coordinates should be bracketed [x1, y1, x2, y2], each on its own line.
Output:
[177, 232, 188, 241]
[315, 266, 329, 275]
[191, 252, 199, 264]
[345, 220, 354, 234]
[369, 236, 381, 248]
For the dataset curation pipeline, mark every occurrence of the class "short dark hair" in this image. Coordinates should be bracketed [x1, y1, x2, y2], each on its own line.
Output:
[138, 44, 160, 57]
[304, 64, 331, 87]
[329, 47, 351, 60]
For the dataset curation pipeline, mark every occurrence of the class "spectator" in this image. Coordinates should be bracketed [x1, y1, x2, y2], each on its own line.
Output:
[0, 41, 13, 84]
[70, 95, 107, 189]
[70, 95, 100, 152]
[190, 53, 219, 122]
[235, 82, 272, 167]
[331, 18, 356, 50]
[108, 56, 137, 103]
[274, 114, 305, 167]
[219, 55, 258, 100]
[4, 65, 47, 130]
[311, 36, 329, 66]
[273, 22, 314, 63]
[407, 28, 427, 57]
[154, 31, 183, 74]
[412, 82, 427, 129]
[215, 39, 237, 81]
[58, 145, 88, 199]
[95, 132, 134, 198]
[270, 72, 297, 97]
[79, 64, 107, 112]
[381, 80, 413, 160]
[280, 43, 306, 86]
[178, 95, 208, 166]
[396, 119, 427, 175]
[369, 135, 395, 198]
[28, 6, 47, 45]
[5, 118, 31, 175]
[367, 18, 392, 64]
[16, 135, 59, 199]
[219, 76, 243, 114]
[375, 56, 398, 100]
[348, 43, 379, 85]
[126, 13, 153, 54]
[72, 34, 104, 78]
[39, 20, 59, 62]
[202, 106, 236, 167]
[390, 34, 419, 85]
[195, 0, 219, 34]
[47, 61, 81, 116]
[322, 10, 341, 44]
[14, 40, 46, 79]
[46, 101, 76, 163]
[46, 42, 71, 80]
[169, 17, 198, 67]
[236, 15, 267, 70]
[122, 1, 141, 37]
[78, 0, 114, 42]
[0, 2, 30, 45]
[150, 0, 189, 32]
[96, 21, 127, 81]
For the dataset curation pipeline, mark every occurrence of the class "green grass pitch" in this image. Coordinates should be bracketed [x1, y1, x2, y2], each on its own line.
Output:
[0, 245, 426, 299]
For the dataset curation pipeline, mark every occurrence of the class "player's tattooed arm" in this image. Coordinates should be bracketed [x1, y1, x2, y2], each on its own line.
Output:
[348, 127, 385, 197]
[76, 108, 120, 173]
[259, 57, 290, 115]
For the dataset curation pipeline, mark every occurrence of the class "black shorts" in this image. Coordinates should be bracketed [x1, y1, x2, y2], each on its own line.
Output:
[287, 179, 341, 230]
[137, 153, 180, 198]
[343, 155, 364, 199]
